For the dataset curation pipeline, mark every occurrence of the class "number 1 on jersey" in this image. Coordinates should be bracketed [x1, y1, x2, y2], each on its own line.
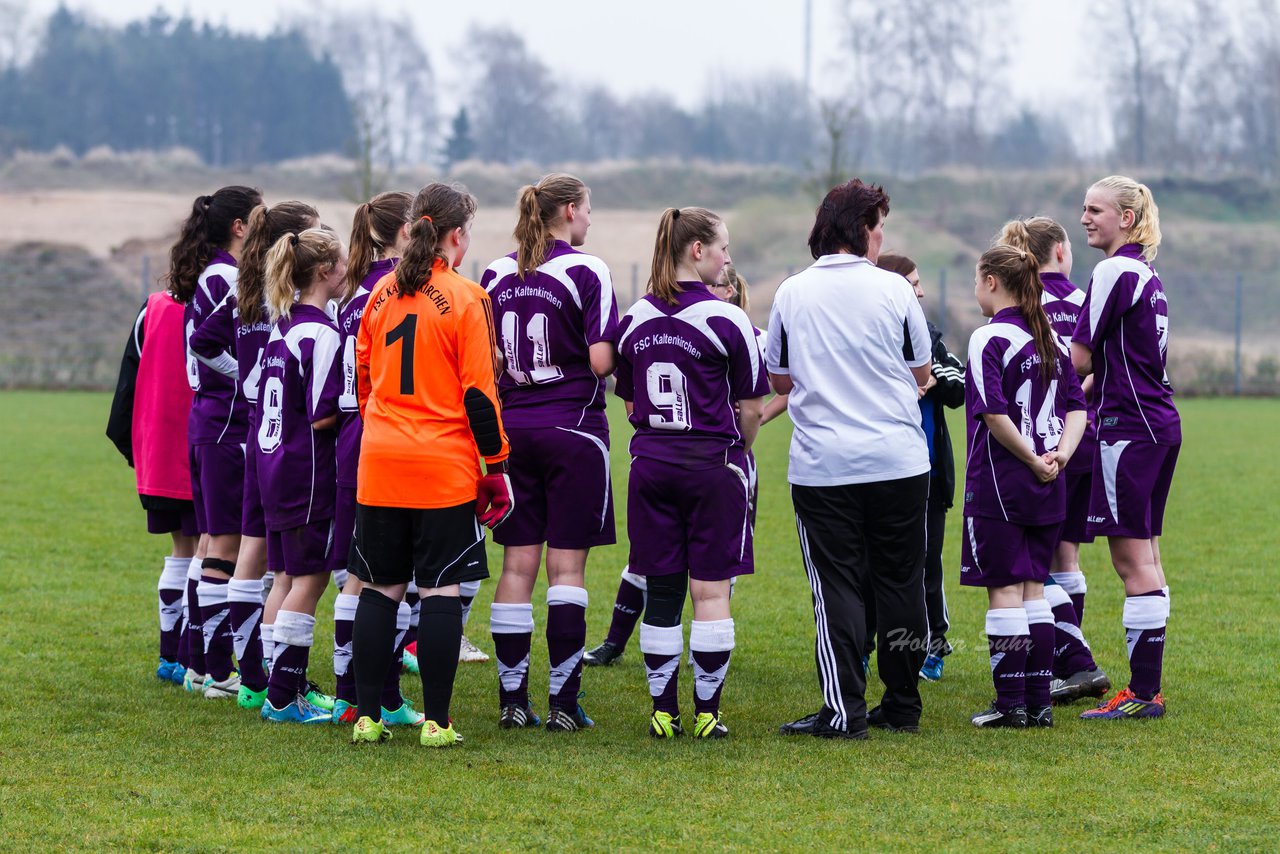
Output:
[386, 313, 417, 395]
[502, 312, 564, 385]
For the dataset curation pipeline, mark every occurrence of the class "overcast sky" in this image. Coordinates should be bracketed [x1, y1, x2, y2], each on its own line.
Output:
[35, 1, 1090, 102]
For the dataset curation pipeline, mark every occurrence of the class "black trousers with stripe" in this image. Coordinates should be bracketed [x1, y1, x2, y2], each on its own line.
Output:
[792, 474, 929, 732]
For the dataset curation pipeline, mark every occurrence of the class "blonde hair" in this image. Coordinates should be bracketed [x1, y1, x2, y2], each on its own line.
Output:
[263, 227, 343, 323]
[996, 217, 1067, 269]
[649, 207, 722, 306]
[514, 173, 587, 279]
[978, 244, 1057, 382]
[345, 191, 412, 302]
[1090, 175, 1162, 261]
[719, 263, 749, 312]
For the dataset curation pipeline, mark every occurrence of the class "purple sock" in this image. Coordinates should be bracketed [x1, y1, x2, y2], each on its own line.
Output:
[333, 593, 358, 705]
[158, 556, 187, 662]
[491, 602, 533, 709]
[986, 608, 1029, 713]
[605, 571, 646, 649]
[177, 615, 191, 669]
[546, 586, 587, 712]
[267, 610, 314, 708]
[185, 562, 206, 675]
[228, 579, 267, 692]
[690, 619, 734, 716]
[1051, 571, 1087, 625]
[382, 601, 411, 710]
[1045, 585, 1096, 678]
[1024, 600, 1054, 709]
[640, 623, 682, 716]
[198, 573, 235, 681]
[1125, 590, 1168, 700]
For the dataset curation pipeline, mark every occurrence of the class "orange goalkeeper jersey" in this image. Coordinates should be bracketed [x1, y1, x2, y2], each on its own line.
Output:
[356, 260, 509, 509]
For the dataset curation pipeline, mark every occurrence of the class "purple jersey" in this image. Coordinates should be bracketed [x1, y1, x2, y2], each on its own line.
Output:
[1041, 272, 1095, 474]
[235, 304, 274, 410]
[254, 303, 342, 530]
[184, 250, 249, 445]
[964, 307, 1086, 526]
[481, 241, 619, 430]
[615, 282, 769, 470]
[336, 259, 394, 488]
[1073, 244, 1180, 444]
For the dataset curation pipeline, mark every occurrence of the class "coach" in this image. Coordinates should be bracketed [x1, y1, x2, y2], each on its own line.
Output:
[767, 179, 933, 739]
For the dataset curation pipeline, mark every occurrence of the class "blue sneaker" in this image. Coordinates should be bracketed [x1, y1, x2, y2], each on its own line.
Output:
[920, 654, 945, 682]
[156, 659, 185, 685]
[862, 654, 870, 676]
[261, 694, 330, 724]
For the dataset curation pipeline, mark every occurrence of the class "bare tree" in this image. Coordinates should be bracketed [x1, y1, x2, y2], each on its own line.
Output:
[466, 25, 562, 164]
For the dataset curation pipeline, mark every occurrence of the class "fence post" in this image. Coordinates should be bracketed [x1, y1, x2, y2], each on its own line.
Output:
[631, 263, 639, 305]
[938, 268, 947, 337]
[1234, 272, 1243, 396]
[141, 255, 150, 301]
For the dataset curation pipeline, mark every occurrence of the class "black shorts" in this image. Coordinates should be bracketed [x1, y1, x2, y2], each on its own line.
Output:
[140, 494, 198, 537]
[352, 502, 489, 589]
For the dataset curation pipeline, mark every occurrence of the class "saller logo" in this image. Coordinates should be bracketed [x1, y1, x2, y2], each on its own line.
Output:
[1088, 515, 1107, 524]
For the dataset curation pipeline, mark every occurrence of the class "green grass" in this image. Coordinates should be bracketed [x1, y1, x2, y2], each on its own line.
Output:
[1, 392, 1277, 851]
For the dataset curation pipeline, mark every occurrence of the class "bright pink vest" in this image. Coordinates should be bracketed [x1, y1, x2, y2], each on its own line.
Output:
[134, 291, 194, 499]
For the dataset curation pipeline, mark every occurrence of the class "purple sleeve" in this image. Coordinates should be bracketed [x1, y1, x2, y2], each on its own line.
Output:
[574, 264, 619, 346]
[613, 317, 634, 401]
[189, 293, 234, 358]
[966, 334, 1007, 418]
[1059, 350, 1087, 412]
[479, 266, 497, 291]
[1073, 262, 1135, 352]
[306, 326, 343, 423]
[716, 315, 769, 400]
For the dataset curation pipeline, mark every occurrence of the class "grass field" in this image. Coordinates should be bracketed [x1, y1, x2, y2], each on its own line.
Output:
[1, 392, 1278, 851]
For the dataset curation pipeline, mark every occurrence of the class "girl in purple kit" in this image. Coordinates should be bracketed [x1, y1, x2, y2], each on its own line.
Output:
[963, 244, 1087, 729]
[193, 200, 319, 710]
[254, 227, 347, 724]
[1071, 176, 1179, 721]
[997, 217, 1112, 704]
[481, 173, 619, 732]
[169, 185, 261, 697]
[616, 207, 768, 739]
[330, 190, 424, 728]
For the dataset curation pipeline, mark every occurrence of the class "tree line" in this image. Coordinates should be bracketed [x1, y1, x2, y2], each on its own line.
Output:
[0, 1, 1276, 180]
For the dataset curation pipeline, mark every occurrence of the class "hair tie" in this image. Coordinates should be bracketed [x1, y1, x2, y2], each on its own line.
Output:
[200, 195, 213, 208]
[421, 215, 433, 223]
[671, 209, 681, 220]
[289, 233, 299, 247]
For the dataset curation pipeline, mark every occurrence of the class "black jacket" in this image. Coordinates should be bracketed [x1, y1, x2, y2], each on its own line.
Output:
[920, 321, 964, 507]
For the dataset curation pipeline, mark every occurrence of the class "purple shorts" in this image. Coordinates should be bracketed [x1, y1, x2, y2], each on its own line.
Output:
[627, 455, 753, 582]
[331, 486, 357, 573]
[493, 424, 616, 550]
[190, 442, 245, 536]
[1088, 441, 1179, 539]
[267, 518, 334, 577]
[960, 515, 1061, 589]
[142, 496, 198, 537]
[1059, 469, 1096, 545]
[241, 446, 266, 538]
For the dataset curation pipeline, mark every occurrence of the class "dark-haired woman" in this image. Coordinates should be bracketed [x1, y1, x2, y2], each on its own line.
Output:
[350, 183, 511, 748]
[169, 185, 261, 698]
[480, 173, 618, 732]
[768, 179, 933, 739]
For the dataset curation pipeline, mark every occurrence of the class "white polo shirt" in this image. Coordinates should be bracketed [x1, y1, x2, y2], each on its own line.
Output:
[766, 253, 931, 486]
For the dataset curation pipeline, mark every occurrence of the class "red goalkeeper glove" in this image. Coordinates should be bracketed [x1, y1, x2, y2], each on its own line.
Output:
[476, 472, 514, 528]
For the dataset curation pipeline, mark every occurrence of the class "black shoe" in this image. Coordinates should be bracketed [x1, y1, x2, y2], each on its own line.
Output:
[584, 640, 623, 666]
[498, 703, 541, 729]
[867, 705, 920, 734]
[779, 711, 822, 736]
[1028, 706, 1054, 727]
[971, 702, 1028, 729]
[812, 718, 869, 740]
[1050, 667, 1112, 704]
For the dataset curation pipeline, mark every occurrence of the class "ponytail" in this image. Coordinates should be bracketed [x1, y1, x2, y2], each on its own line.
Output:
[720, 262, 750, 313]
[978, 244, 1057, 383]
[395, 183, 478, 298]
[996, 216, 1066, 268]
[648, 206, 722, 306]
[345, 191, 412, 302]
[238, 201, 319, 326]
[513, 173, 587, 279]
[263, 228, 343, 323]
[165, 185, 262, 303]
[1090, 175, 1162, 262]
